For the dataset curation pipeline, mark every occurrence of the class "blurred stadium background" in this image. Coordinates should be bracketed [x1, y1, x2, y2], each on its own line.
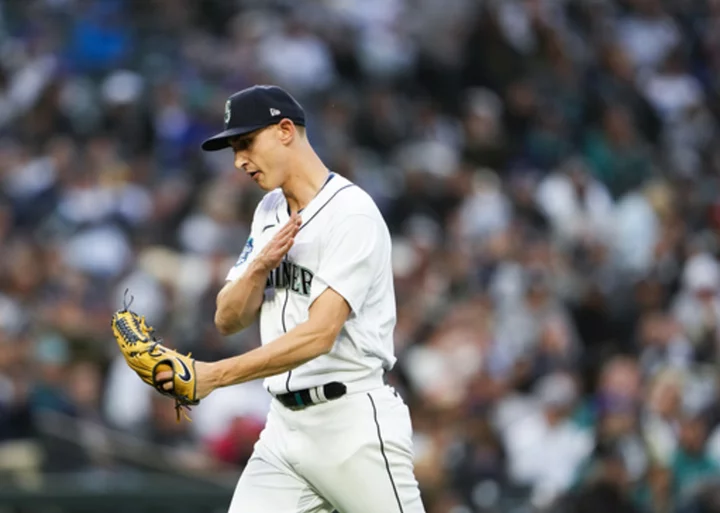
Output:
[2, 0, 720, 512]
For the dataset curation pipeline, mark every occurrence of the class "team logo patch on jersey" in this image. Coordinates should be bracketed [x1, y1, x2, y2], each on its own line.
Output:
[235, 237, 254, 267]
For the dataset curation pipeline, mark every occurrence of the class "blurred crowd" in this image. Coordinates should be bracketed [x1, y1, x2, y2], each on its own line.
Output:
[2, 0, 720, 512]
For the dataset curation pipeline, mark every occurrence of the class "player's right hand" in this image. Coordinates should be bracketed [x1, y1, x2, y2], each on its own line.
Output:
[256, 213, 301, 272]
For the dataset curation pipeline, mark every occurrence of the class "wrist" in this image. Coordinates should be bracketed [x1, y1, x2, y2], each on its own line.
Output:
[197, 361, 224, 395]
[249, 258, 272, 277]
[209, 356, 250, 390]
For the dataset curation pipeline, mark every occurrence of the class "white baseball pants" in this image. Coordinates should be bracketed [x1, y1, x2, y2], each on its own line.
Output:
[227, 384, 425, 513]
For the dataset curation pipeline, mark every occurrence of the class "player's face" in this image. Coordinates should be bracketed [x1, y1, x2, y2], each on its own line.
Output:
[230, 121, 294, 191]
[230, 128, 273, 190]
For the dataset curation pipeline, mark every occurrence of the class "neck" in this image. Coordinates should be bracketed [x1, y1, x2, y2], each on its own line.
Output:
[281, 146, 330, 213]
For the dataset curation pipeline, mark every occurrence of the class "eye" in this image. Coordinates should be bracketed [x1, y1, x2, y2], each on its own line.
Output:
[232, 136, 254, 152]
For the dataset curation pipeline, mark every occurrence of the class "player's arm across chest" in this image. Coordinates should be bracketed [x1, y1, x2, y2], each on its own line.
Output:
[215, 213, 302, 335]
[207, 287, 351, 387]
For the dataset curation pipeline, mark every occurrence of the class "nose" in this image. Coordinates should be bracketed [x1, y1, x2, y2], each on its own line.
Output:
[234, 152, 248, 171]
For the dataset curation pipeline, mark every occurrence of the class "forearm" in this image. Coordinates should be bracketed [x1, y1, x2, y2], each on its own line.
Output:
[207, 321, 333, 388]
[214, 260, 268, 335]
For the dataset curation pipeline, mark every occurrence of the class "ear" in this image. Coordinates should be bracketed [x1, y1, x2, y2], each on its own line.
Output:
[276, 119, 297, 146]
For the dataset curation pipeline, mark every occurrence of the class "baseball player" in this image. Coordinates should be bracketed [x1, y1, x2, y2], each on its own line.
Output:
[166, 85, 425, 512]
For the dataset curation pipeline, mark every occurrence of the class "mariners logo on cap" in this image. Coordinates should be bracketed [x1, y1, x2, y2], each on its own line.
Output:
[224, 99, 232, 126]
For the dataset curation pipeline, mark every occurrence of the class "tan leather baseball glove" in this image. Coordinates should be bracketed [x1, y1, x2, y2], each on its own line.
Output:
[110, 292, 199, 421]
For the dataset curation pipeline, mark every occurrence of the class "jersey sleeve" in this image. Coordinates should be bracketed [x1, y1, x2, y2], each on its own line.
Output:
[309, 214, 386, 313]
[226, 232, 258, 283]
[225, 203, 265, 283]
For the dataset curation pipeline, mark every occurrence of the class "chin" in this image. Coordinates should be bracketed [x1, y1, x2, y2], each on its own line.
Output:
[254, 177, 273, 191]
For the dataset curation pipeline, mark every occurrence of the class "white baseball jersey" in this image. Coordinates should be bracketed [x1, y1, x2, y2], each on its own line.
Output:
[226, 173, 397, 395]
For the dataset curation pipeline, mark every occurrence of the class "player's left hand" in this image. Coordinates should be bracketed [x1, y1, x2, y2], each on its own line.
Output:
[111, 292, 204, 421]
[156, 361, 216, 401]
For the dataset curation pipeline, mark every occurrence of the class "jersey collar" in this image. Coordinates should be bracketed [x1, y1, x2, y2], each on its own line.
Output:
[280, 172, 346, 226]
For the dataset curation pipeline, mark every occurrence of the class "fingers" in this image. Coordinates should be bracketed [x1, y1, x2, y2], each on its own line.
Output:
[276, 213, 301, 238]
[276, 237, 295, 257]
[156, 370, 173, 381]
[271, 214, 301, 243]
[274, 233, 296, 257]
[255, 214, 302, 272]
[261, 214, 301, 266]
[156, 370, 174, 391]
[273, 226, 296, 245]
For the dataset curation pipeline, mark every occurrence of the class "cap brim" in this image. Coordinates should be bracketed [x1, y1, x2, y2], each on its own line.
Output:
[200, 125, 269, 152]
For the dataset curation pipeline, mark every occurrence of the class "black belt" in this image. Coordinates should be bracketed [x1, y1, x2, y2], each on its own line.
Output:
[275, 382, 347, 410]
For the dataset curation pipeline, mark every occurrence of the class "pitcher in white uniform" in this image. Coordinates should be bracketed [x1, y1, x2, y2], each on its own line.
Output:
[187, 85, 426, 513]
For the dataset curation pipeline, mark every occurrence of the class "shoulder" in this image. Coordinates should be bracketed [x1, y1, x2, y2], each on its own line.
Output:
[245, 189, 284, 233]
[327, 175, 384, 223]
[253, 189, 284, 219]
[322, 177, 390, 249]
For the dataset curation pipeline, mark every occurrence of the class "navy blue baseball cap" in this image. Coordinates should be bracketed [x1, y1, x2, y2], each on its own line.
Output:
[201, 85, 306, 152]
